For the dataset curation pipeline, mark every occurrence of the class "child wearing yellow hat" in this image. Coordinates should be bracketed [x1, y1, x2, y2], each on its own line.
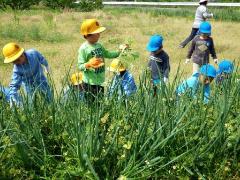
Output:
[2, 42, 52, 107]
[108, 59, 137, 98]
[78, 19, 127, 102]
[62, 72, 84, 102]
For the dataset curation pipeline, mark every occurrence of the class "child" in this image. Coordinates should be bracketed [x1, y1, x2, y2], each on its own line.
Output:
[176, 64, 216, 103]
[216, 60, 234, 84]
[2, 42, 52, 106]
[62, 72, 84, 102]
[146, 35, 170, 96]
[78, 19, 126, 102]
[179, 0, 213, 48]
[108, 59, 137, 98]
[185, 21, 218, 74]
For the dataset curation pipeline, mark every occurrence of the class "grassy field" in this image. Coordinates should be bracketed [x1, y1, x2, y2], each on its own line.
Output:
[0, 7, 240, 179]
[0, 7, 239, 90]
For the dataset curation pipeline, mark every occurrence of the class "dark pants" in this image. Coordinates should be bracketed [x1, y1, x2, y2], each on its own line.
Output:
[180, 28, 199, 48]
[82, 83, 104, 104]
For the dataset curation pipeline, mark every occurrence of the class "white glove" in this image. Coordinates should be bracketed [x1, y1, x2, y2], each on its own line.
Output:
[214, 59, 218, 64]
[210, 13, 214, 18]
[119, 44, 129, 52]
[45, 66, 50, 74]
[185, 58, 191, 64]
[164, 77, 168, 83]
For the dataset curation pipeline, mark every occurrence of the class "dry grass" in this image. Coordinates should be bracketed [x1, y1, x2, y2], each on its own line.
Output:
[0, 9, 239, 91]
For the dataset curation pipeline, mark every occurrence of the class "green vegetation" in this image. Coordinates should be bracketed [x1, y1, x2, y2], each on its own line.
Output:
[106, 6, 240, 22]
[0, 70, 239, 179]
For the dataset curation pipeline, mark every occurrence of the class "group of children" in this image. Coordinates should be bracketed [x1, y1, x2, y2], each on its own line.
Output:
[0, 0, 236, 106]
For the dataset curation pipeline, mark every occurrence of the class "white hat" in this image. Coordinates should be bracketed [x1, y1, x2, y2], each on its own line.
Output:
[199, 0, 208, 3]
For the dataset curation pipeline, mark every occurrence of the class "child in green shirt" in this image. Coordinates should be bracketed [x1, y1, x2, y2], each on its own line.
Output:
[78, 19, 126, 102]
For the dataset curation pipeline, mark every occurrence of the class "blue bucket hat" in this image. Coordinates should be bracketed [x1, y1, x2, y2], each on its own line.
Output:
[146, 35, 163, 52]
[200, 64, 216, 78]
[199, 22, 211, 35]
[217, 60, 234, 74]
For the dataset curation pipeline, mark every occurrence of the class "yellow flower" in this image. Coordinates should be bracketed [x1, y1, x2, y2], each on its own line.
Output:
[123, 141, 132, 150]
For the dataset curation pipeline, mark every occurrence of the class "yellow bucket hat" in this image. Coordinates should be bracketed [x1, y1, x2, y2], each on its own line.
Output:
[109, 59, 126, 72]
[2, 42, 24, 63]
[70, 72, 83, 86]
[80, 19, 106, 36]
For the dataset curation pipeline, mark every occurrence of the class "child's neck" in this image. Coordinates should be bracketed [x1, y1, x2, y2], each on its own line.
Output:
[120, 70, 127, 77]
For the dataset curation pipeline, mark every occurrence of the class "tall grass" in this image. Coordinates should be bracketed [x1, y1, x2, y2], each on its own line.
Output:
[106, 7, 240, 22]
[0, 68, 239, 179]
[0, 12, 69, 43]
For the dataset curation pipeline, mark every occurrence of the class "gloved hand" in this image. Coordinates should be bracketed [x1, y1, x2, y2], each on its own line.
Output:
[119, 44, 129, 52]
[85, 57, 104, 69]
[210, 13, 214, 18]
[185, 58, 191, 64]
[45, 66, 50, 74]
[214, 59, 218, 64]
[163, 77, 168, 83]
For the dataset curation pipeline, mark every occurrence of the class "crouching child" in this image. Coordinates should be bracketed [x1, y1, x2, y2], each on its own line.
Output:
[176, 64, 216, 103]
[2, 42, 52, 107]
[108, 59, 137, 98]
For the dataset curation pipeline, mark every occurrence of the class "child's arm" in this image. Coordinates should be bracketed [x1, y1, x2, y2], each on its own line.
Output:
[9, 70, 22, 106]
[102, 46, 120, 59]
[209, 39, 218, 63]
[203, 84, 210, 104]
[78, 48, 88, 71]
[186, 38, 196, 60]
[35, 50, 50, 73]
[163, 55, 170, 82]
[209, 39, 217, 58]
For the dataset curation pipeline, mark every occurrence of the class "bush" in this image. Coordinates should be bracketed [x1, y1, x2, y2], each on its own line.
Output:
[42, 0, 75, 9]
[74, 0, 103, 12]
[0, 0, 40, 10]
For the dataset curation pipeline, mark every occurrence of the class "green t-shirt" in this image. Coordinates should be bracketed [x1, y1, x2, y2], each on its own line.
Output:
[78, 42, 120, 85]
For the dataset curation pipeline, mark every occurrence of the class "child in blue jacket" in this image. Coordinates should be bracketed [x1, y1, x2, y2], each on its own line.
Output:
[0, 86, 10, 102]
[176, 64, 216, 103]
[108, 59, 137, 98]
[2, 42, 52, 106]
[216, 60, 234, 84]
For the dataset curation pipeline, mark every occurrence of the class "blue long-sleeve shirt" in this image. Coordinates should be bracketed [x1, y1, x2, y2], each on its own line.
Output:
[109, 70, 137, 97]
[0, 86, 10, 102]
[176, 73, 210, 103]
[9, 49, 51, 104]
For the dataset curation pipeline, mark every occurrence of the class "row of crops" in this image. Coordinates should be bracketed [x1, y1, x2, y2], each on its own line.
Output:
[0, 70, 239, 179]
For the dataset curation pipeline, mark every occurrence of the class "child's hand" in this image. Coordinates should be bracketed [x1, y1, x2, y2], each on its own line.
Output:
[85, 57, 104, 69]
[45, 66, 50, 74]
[119, 44, 129, 52]
[185, 58, 191, 64]
[214, 59, 218, 64]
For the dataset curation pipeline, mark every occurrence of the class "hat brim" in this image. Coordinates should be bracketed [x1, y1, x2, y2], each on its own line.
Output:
[108, 66, 125, 72]
[146, 45, 159, 52]
[4, 48, 24, 64]
[90, 27, 106, 35]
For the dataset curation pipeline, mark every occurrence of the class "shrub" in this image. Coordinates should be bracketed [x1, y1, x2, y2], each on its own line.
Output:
[0, 0, 40, 10]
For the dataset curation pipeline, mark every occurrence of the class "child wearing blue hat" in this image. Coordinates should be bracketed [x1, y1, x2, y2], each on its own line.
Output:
[216, 60, 234, 84]
[147, 35, 170, 96]
[185, 22, 218, 74]
[176, 64, 216, 103]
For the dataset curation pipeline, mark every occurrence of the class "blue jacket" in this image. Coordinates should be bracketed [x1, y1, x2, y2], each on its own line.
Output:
[109, 71, 137, 97]
[176, 73, 210, 103]
[9, 49, 51, 105]
[0, 86, 10, 102]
